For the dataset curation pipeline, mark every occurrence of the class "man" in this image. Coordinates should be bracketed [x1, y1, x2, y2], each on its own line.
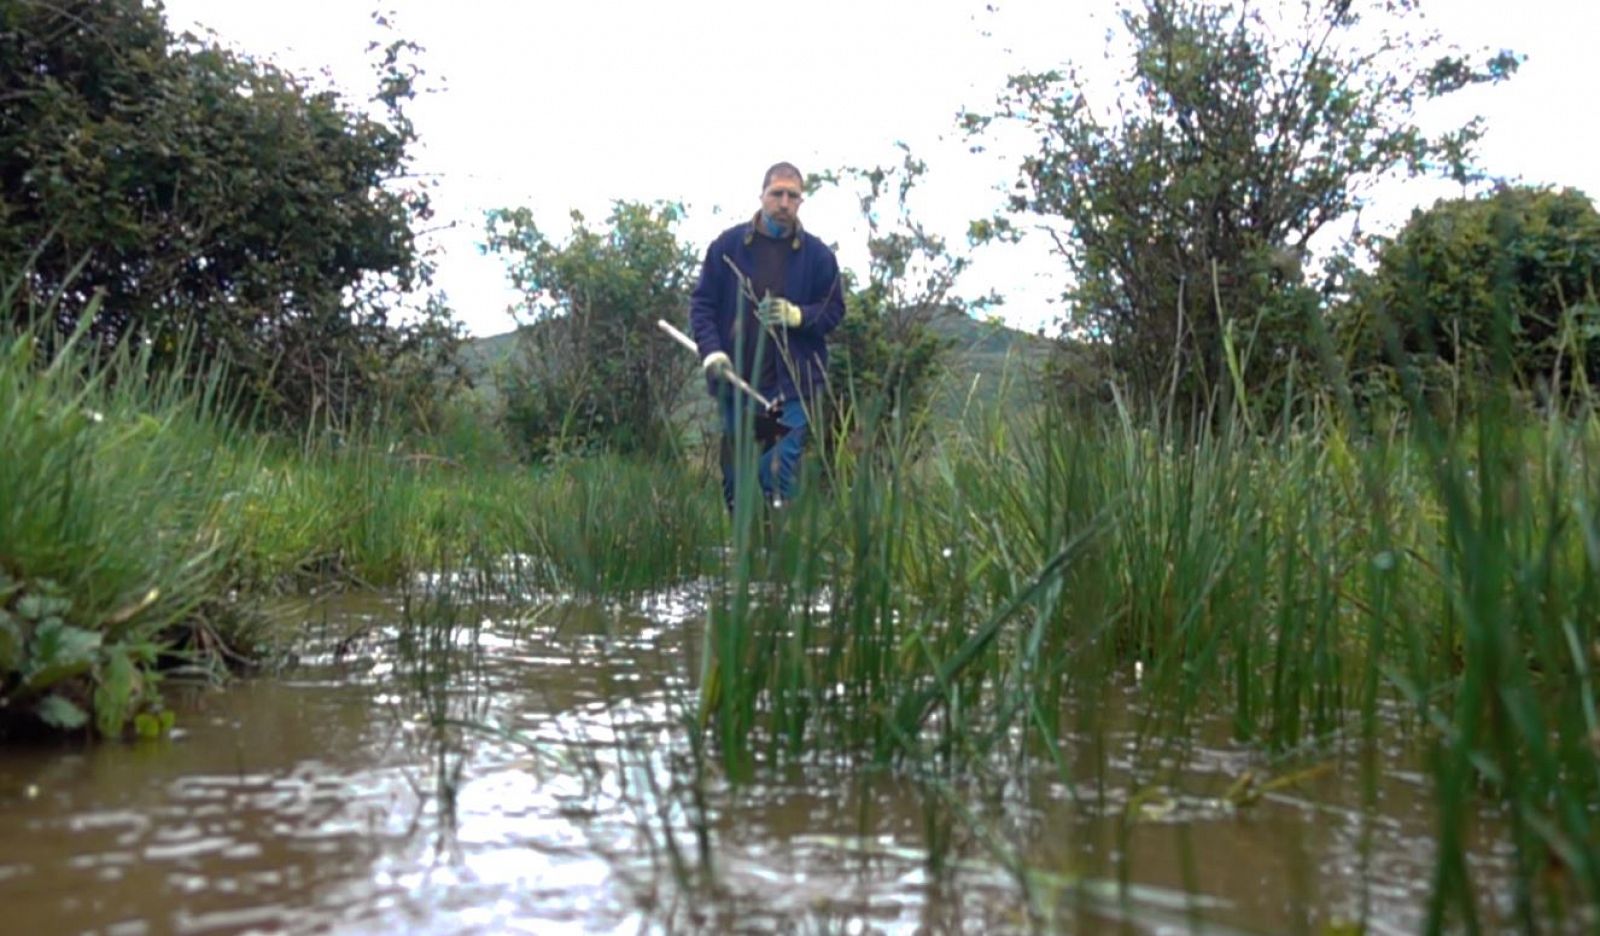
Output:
[689, 161, 845, 511]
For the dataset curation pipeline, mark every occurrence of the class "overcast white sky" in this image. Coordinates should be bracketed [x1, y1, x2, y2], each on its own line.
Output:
[158, 0, 1600, 337]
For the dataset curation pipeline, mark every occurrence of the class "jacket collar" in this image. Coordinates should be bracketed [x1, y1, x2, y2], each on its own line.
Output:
[742, 211, 804, 250]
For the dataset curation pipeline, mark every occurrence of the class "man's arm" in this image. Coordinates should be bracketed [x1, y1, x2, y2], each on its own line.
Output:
[688, 242, 724, 358]
[796, 250, 846, 337]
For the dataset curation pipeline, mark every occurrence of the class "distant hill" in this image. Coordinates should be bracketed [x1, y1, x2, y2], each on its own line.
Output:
[923, 308, 1055, 418]
[463, 310, 1052, 378]
[459, 309, 1058, 423]
[458, 327, 526, 381]
[928, 307, 1051, 356]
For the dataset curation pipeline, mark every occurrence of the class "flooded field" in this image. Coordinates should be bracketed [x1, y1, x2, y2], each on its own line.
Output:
[0, 587, 1562, 934]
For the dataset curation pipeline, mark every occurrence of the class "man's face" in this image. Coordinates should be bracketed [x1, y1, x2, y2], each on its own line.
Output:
[761, 174, 804, 227]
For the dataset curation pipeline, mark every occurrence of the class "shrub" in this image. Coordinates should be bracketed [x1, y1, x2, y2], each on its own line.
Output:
[0, 0, 455, 425]
[1347, 186, 1600, 404]
[483, 202, 698, 461]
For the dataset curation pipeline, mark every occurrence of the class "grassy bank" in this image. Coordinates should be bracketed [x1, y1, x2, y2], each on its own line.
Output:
[0, 325, 721, 737]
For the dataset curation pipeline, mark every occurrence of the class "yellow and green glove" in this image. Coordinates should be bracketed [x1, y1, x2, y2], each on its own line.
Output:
[756, 295, 803, 329]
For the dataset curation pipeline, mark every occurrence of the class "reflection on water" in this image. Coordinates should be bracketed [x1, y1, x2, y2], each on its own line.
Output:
[0, 586, 1552, 933]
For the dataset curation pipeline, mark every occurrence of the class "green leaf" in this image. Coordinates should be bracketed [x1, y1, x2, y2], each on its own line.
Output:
[16, 592, 71, 622]
[134, 712, 160, 739]
[134, 709, 177, 740]
[23, 620, 102, 693]
[36, 694, 89, 730]
[0, 611, 23, 674]
[94, 652, 137, 738]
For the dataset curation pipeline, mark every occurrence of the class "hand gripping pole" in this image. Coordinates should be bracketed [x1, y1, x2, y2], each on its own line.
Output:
[656, 319, 774, 410]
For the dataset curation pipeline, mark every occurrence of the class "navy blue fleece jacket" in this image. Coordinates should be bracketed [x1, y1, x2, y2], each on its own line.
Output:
[688, 215, 845, 401]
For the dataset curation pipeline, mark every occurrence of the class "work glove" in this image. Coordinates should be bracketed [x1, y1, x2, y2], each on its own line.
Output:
[702, 350, 732, 378]
[756, 295, 803, 329]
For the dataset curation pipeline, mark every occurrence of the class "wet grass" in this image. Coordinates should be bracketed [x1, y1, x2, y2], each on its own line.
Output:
[7, 308, 1599, 927]
[0, 320, 720, 738]
[224, 441, 718, 596]
[691, 380, 1600, 929]
[1, 321, 256, 735]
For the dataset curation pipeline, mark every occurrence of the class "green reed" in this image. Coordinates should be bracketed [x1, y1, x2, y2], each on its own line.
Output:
[0, 315, 255, 734]
[0, 307, 722, 737]
[503, 455, 722, 596]
[687, 368, 1600, 927]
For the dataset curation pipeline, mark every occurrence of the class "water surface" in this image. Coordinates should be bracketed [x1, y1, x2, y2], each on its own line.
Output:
[0, 587, 1549, 933]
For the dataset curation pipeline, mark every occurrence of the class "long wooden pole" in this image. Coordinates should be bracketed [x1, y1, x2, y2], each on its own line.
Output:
[656, 319, 774, 410]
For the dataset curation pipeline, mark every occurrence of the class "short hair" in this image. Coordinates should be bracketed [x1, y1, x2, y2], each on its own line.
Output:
[762, 162, 803, 192]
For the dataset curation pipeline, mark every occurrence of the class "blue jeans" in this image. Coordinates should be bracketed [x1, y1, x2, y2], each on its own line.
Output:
[719, 393, 808, 510]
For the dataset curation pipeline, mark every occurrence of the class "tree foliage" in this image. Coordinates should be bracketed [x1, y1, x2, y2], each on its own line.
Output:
[1343, 185, 1600, 404]
[483, 202, 697, 461]
[814, 146, 995, 445]
[0, 0, 456, 424]
[968, 0, 1519, 414]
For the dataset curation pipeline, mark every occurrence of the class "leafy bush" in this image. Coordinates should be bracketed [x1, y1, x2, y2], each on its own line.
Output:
[815, 147, 981, 452]
[406, 390, 518, 468]
[483, 202, 697, 461]
[1345, 186, 1600, 404]
[969, 0, 1519, 412]
[0, 0, 457, 425]
[826, 282, 949, 450]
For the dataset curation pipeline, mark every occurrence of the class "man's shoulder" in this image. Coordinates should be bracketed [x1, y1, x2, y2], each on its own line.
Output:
[799, 228, 838, 262]
[710, 221, 751, 248]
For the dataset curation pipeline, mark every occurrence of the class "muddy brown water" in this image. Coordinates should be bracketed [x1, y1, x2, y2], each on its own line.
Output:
[0, 586, 1562, 934]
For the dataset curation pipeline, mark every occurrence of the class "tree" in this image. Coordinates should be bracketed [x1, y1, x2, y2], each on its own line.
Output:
[967, 0, 1519, 415]
[0, 0, 454, 424]
[814, 146, 1003, 447]
[483, 202, 697, 461]
[1342, 185, 1600, 405]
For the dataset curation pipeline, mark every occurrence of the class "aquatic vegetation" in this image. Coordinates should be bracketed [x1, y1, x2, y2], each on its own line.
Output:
[5, 310, 1598, 928]
[689, 385, 1600, 929]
